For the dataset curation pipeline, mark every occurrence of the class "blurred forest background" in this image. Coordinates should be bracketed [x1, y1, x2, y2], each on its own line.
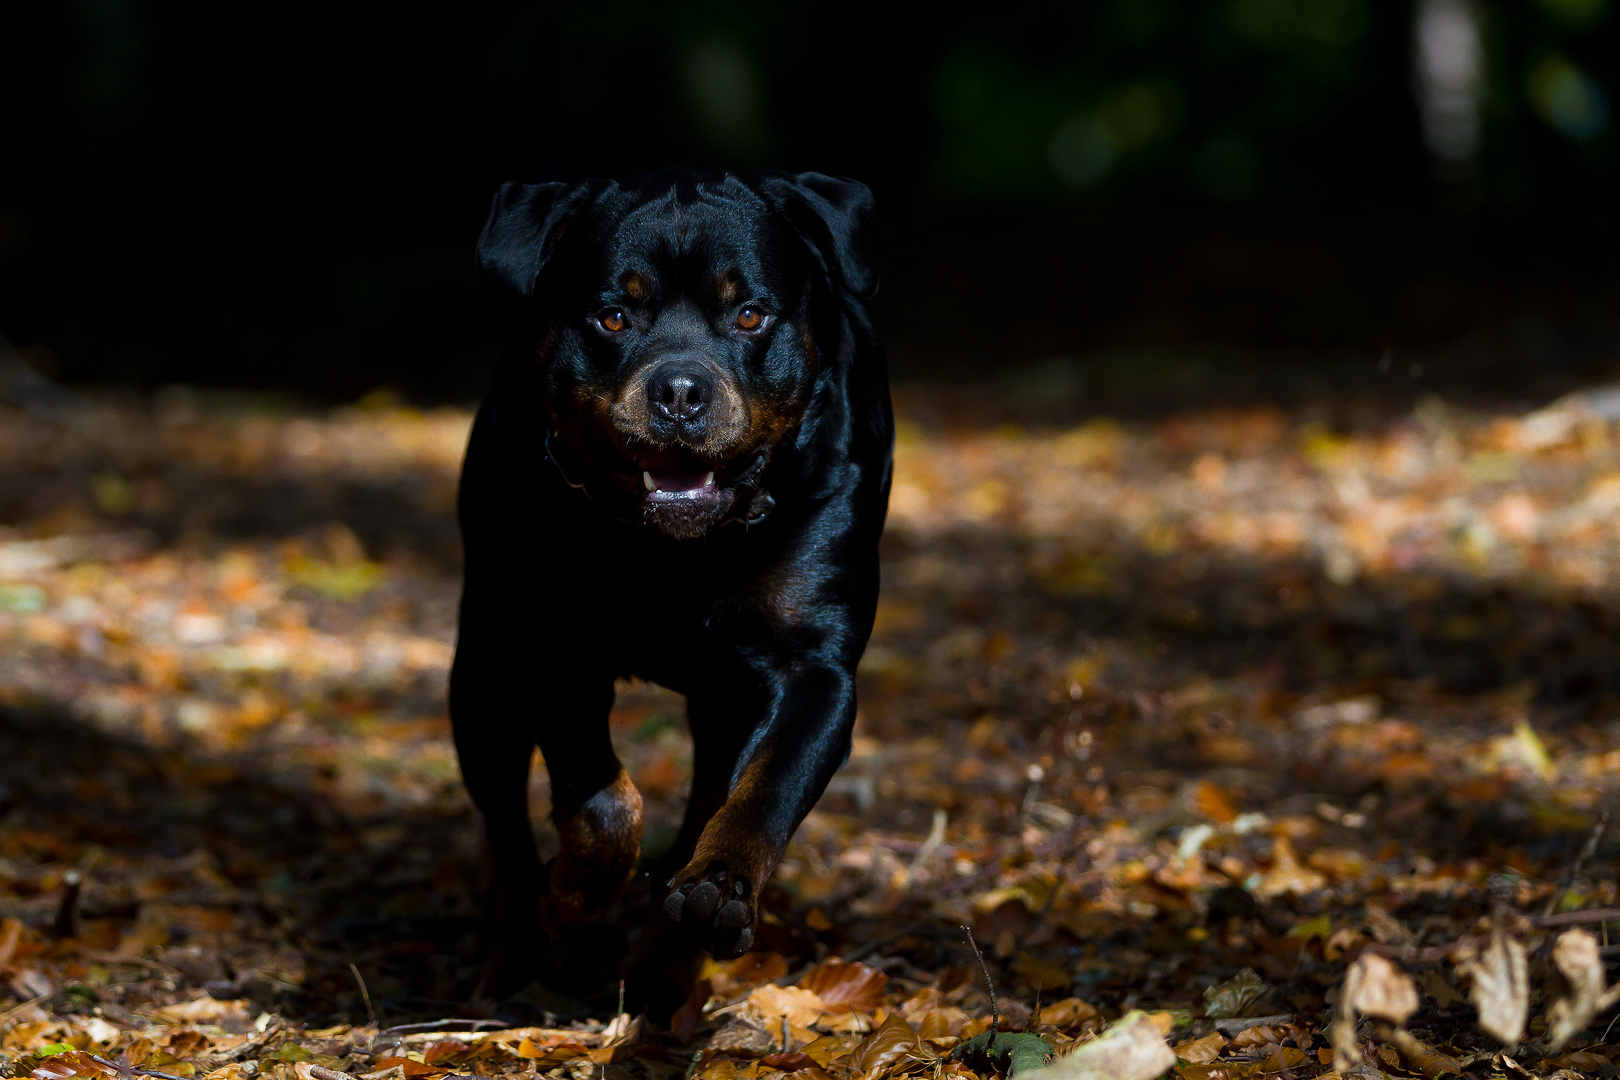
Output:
[1, 0, 1615, 403]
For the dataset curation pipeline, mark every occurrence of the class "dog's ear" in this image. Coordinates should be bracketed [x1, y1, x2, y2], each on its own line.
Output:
[477, 180, 592, 303]
[758, 173, 876, 299]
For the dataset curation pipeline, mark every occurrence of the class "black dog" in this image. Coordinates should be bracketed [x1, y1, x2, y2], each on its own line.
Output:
[451, 170, 892, 995]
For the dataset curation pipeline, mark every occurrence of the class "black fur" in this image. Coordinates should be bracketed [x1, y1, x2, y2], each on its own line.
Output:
[451, 170, 892, 997]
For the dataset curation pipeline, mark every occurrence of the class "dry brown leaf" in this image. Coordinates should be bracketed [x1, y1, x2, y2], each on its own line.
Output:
[1037, 998, 1099, 1032]
[156, 997, 253, 1026]
[671, 978, 715, 1043]
[1343, 954, 1418, 1024]
[916, 1010, 952, 1041]
[1017, 1011, 1175, 1080]
[800, 959, 888, 1015]
[1172, 1031, 1226, 1064]
[749, 985, 831, 1029]
[848, 1011, 917, 1074]
[710, 952, 792, 998]
[1333, 952, 1417, 1072]
[0, 917, 23, 967]
[1545, 927, 1620, 1050]
[1388, 1028, 1465, 1079]
[1459, 924, 1528, 1048]
[707, 1016, 777, 1058]
[1254, 835, 1326, 899]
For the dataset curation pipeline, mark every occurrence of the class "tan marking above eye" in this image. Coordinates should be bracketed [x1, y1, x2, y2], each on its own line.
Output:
[600, 309, 627, 333]
[624, 275, 649, 301]
[735, 307, 765, 331]
[717, 275, 741, 305]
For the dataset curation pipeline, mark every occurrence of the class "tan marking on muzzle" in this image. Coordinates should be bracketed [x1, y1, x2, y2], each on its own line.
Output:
[608, 359, 749, 458]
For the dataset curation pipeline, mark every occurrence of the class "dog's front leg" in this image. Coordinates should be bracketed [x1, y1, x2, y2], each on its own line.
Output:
[663, 663, 856, 957]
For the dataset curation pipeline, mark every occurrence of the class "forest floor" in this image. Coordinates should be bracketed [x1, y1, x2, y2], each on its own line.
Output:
[4, 370, 1620, 1079]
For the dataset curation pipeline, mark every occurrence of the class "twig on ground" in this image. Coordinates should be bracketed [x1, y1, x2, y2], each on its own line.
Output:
[350, 962, 377, 1028]
[1537, 907, 1620, 929]
[1212, 1015, 1295, 1036]
[0, 993, 50, 1027]
[378, 1018, 511, 1035]
[961, 924, 999, 1036]
[1544, 812, 1608, 918]
[90, 1054, 191, 1080]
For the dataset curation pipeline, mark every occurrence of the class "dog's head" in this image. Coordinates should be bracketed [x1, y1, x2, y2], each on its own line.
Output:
[479, 170, 874, 541]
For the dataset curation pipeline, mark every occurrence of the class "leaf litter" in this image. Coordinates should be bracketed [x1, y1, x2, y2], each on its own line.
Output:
[5, 383, 1620, 1076]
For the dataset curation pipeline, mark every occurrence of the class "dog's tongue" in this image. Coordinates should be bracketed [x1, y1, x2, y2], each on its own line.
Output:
[640, 449, 712, 493]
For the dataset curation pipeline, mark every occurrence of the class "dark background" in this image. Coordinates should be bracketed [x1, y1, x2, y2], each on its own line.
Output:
[1, 0, 1616, 404]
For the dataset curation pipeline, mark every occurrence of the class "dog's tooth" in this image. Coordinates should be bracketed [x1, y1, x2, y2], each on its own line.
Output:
[704, 471, 715, 487]
[642, 471, 656, 491]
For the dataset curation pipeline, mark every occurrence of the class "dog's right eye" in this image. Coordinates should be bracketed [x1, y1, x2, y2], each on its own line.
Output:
[596, 309, 629, 334]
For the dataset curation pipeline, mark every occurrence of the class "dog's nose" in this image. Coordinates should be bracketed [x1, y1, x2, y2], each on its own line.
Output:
[647, 363, 714, 426]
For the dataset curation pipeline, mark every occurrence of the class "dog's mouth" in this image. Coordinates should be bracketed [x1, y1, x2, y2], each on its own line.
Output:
[634, 446, 767, 505]
[638, 447, 717, 499]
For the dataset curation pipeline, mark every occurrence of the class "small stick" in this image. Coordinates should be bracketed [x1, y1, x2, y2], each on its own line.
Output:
[378, 1018, 511, 1036]
[961, 925, 998, 1037]
[350, 963, 377, 1028]
[54, 869, 81, 939]
[781, 1015, 791, 1054]
[1537, 907, 1620, 929]
[90, 1057, 190, 1080]
[618, 978, 626, 1018]
[1544, 812, 1608, 917]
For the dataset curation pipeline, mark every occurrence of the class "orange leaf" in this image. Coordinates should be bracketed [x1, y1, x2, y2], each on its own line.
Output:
[672, 978, 715, 1043]
[759, 1052, 818, 1071]
[714, 952, 791, 995]
[421, 1041, 466, 1065]
[1036, 998, 1098, 1031]
[849, 1011, 916, 1074]
[1190, 780, 1238, 824]
[1172, 1031, 1226, 1064]
[800, 959, 888, 1015]
[916, 1010, 952, 1041]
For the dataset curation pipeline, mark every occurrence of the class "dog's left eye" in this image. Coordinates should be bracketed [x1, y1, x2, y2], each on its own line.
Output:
[596, 309, 629, 334]
[735, 307, 768, 332]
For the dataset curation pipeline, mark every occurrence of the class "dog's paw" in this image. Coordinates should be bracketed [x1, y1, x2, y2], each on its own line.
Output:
[662, 864, 754, 957]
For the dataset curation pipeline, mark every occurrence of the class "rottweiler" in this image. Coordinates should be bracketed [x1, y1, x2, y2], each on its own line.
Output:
[451, 170, 892, 996]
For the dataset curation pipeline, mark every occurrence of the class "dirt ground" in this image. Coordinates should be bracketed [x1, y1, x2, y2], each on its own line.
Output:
[4, 373, 1620, 1079]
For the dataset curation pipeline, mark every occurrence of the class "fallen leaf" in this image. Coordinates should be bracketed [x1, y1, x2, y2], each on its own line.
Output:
[1332, 952, 1418, 1072]
[1545, 927, 1620, 1050]
[1015, 1011, 1175, 1080]
[1343, 953, 1418, 1024]
[848, 1011, 917, 1074]
[1203, 968, 1271, 1020]
[749, 984, 831, 1029]
[707, 1017, 776, 1058]
[800, 959, 888, 1015]
[1037, 998, 1099, 1032]
[759, 1052, 818, 1072]
[1172, 1031, 1226, 1064]
[1459, 924, 1529, 1048]
[1254, 835, 1327, 899]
